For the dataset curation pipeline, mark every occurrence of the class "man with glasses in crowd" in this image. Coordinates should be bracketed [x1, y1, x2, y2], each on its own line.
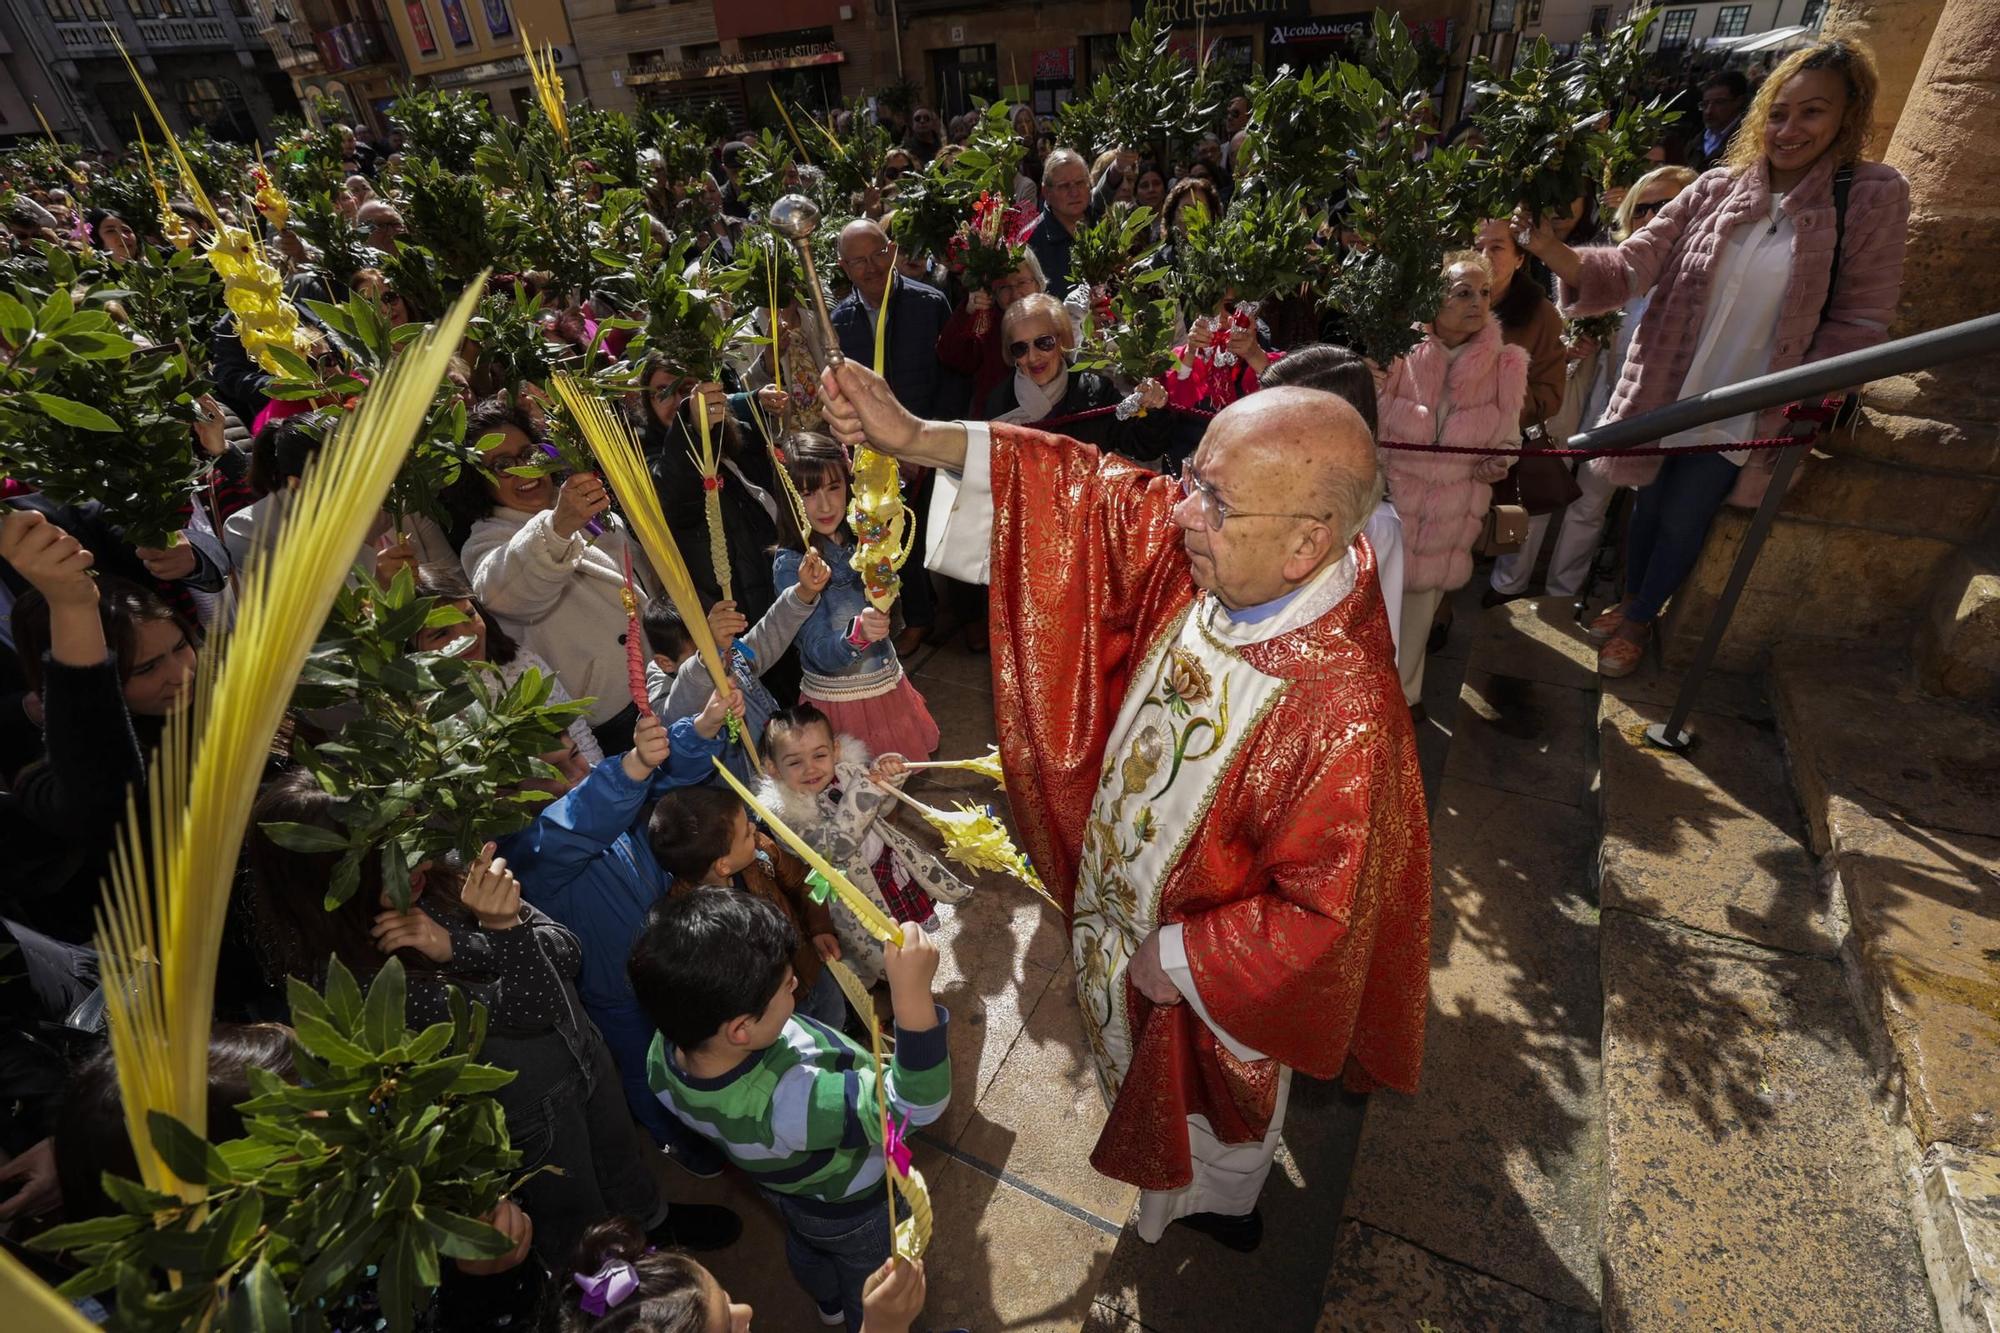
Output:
[814, 358, 1431, 1258]
[828, 217, 962, 653]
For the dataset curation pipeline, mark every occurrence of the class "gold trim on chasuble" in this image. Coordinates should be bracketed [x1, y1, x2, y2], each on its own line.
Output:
[1071, 600, 1287, 1106]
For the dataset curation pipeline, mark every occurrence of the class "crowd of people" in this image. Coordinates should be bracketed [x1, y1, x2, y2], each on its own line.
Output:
[0, 25, 1909, 1332]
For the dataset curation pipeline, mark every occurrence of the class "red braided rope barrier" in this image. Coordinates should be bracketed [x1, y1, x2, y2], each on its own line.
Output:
[1029, 397, 1843, 460]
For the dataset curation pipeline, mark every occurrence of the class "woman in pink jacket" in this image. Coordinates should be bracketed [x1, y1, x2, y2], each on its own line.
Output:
[1378, 252, 1529, 708]
[1524, 38, 1909, 677]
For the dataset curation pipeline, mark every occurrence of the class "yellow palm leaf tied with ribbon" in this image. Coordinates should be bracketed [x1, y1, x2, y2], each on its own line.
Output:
[868, 1003, 933, 1261]
[113, 33, 308, 374]
[551, 373, 758, 769]
[757, 242, 814, 537]
[709, 757, 904, 946]
[848, 253, 914, 611]
[877, 784, 1061, 914]
[691, 392, 733, 603]
[134, 124, 192, 252]
[96, 277, 488, 1204]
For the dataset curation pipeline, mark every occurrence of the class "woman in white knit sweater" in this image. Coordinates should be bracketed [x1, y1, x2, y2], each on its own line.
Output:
[450, 395, 654, 754]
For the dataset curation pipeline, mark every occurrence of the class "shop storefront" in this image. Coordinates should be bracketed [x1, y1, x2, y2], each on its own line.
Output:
[626, 42, 846, 129]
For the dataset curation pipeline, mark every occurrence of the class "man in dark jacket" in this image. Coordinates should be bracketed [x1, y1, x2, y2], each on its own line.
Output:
[1691, 70, 1748, 173]
[828, 218, 959, 650]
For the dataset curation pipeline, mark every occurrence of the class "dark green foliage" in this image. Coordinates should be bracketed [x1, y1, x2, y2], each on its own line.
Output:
[274, 569, 588, 911]
[396, 160, 494, 287]
[290, 191, 374, 291]
[1472, 10, 1681, 217]
[0, 256, 205, 548]
[29, 957, 521, 1333]
[1068, 203, 1161, 294]
[1075, 272, 1180, 385]
[388, 88, 495, 174]
[1055, 2, 1220, 162]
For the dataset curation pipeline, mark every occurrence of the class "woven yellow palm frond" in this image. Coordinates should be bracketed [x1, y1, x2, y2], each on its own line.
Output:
[892, 1166, 933, 1260]
[549, 374, 760, 771]
[709, 757, 905, 947]
[691, 392, 733, 603]
[821, 956, 882, 1043]
[97, 276, 488, 1203]
[878, 785, 1061, 913]
[759, 245, 813, 537]
[848, 258, 908, 610]
[134, 125, 192, 251]
[113, 34, 309, 374]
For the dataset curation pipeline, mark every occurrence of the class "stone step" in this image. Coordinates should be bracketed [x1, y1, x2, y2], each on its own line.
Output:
[1915, 545, 2000, 699]
[1770, 644, 2000, 1332]
[1599, 911, 1935, 1332]
[1658, 507, 1955, 672]
[1594, 668, 1936, 1330]
[1835, 404, 2000, 478]
[1786, 451, 2000, 544]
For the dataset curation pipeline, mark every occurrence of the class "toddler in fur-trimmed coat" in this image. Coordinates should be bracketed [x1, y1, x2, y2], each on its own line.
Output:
[759, 705, 973, 985]
[1376, 316, 1529, 703]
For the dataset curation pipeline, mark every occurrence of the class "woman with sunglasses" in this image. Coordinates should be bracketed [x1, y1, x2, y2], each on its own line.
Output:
[984, 294, 1171, 463]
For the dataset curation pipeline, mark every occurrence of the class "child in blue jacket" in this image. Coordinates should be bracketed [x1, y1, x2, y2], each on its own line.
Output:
[498, 687, 739, 1152]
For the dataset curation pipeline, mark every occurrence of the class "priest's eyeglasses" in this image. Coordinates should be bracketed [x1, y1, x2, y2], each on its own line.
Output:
[1178, 466, 1328, 532]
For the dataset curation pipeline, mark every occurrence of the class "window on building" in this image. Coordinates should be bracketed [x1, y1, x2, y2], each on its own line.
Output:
[1800, 0, 1826, 25]
[1523, 0, 1544, 23]
[1713, 5, 1750, 37]
[179, 75, 255, 140]
[1658, 8, 1696, 48]
[1082, 34, 1121, 84]
[1588, 5, 1612, 37]
[629, 49, 664, 72]
[932, 44, 996, 121]
[132, 0, 216, 16]
[615, 0, 653, 11]
[43, 0, 114, 18]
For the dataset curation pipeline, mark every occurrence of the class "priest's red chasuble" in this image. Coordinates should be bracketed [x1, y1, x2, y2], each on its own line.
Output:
[981, 423, 1431, 1192]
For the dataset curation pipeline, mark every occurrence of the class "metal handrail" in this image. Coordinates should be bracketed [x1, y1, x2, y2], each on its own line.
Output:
[1557, 310, 2000, 752]
[1564, 311, 2000, 453]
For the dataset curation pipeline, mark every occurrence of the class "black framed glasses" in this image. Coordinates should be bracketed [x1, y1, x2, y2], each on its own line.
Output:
[1632, 198, 1666, 221]
[1006, 333, 1061, 361]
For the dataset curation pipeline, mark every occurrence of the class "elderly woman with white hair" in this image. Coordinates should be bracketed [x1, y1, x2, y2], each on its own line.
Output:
[985, 294, 1175, 461]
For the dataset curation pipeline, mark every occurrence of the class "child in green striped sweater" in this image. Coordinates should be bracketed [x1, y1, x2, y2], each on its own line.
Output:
[630, 888, 950, 1332]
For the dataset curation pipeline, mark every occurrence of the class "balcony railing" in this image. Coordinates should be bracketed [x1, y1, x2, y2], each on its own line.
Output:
[133, 16, 235, 50]
[53, 21, 120, 57]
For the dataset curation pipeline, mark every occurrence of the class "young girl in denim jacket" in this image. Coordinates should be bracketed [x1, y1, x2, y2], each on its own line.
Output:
[772, 432, 939, 761]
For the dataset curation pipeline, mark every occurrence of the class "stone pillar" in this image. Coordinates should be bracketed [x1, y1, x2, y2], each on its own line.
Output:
[1820, 0, 1943, 154]
[1881, 0, 2000, 336]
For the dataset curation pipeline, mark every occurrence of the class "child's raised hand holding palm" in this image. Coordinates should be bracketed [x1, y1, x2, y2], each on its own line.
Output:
[623, 711, 671, 780]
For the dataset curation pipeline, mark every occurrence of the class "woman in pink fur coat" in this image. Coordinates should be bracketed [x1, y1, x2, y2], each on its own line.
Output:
[1523, 39, 1908, 678]
[1377, 253, 1529, 708]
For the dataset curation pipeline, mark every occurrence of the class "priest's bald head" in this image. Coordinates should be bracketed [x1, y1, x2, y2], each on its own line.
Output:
[1171, 387, 1381, 610]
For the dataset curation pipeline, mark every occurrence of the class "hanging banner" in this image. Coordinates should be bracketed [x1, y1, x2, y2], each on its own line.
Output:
[405, 0, 439, 57]
[482, 0, 511, 39]
[439, 0, 474, 48]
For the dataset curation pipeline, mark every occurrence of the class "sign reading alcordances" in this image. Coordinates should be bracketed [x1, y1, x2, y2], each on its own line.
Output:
[1266, 11, 1371, 50]
[1135, 0, 1308, 26]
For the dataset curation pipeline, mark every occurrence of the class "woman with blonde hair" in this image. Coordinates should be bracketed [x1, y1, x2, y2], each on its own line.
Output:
[1524, 38, 1909, 677]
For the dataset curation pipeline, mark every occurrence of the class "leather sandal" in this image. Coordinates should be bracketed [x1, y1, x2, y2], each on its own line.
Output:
[1586, 602, 1630, 641]
[1597, 622, 1650, 678]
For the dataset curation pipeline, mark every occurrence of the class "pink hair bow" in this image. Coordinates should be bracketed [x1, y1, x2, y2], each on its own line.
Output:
[884, 1111, 913, 1177]
[573, 1259, 640, 1316]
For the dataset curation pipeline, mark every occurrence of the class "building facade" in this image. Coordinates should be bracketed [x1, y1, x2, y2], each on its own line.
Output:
[1512, 0, 1826, 54]
[5, 0, 300, 150]
[568, 0, 1483, 135]
[242, 0, 407, 135]
[377, 0, 585, 120]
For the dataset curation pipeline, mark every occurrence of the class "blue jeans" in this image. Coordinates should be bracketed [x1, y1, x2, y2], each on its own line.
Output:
[1624, 451, 1742, 623]
[765, 1191, 892, 1331]
[796, 965, 850, 1030]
